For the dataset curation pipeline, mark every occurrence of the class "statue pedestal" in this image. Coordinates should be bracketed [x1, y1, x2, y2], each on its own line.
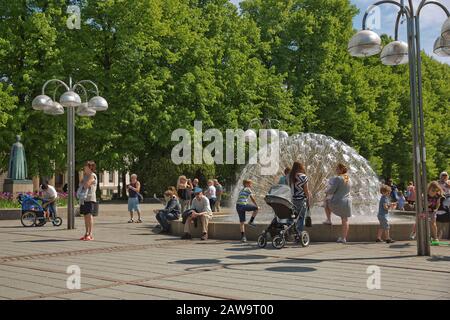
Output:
[3, 179, 34, 194]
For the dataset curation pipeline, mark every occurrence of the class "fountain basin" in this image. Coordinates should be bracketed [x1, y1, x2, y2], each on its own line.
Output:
[169, 215, 415, 242]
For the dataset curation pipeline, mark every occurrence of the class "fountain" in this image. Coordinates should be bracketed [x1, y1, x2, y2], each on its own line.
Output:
[230, 133, 382, 222]
[169, 132, 414, 241]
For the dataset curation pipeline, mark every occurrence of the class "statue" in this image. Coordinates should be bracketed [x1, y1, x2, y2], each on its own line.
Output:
[7, 135, 28, 180]
[3, 135, 33, 193]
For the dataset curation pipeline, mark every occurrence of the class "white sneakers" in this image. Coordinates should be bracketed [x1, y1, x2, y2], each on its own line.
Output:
[337, 237, 347, 244]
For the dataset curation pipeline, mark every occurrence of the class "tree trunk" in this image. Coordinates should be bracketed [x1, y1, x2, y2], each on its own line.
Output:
[121, 171, 127, 199]
[117, 173, 121, 198]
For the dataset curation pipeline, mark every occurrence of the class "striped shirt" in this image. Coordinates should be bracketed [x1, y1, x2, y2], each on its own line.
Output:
[291, 173, 308, 201]
[236, 187, 252, 205]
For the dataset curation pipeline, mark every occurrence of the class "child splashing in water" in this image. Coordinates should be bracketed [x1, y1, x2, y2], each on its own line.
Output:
[236, 179, 260, 243]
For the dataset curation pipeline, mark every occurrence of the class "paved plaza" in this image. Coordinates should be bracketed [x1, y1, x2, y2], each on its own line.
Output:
[0, 204, 449, 300]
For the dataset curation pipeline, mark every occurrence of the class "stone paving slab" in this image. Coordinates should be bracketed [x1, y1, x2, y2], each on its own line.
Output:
[0, 205, 449, 300]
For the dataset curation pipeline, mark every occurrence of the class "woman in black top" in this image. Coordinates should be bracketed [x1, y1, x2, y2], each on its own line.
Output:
[177, 175, 191, 213]
[289, 162, 310, 235]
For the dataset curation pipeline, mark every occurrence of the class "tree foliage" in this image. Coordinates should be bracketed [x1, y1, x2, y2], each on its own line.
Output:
[0, 0, 448, 193]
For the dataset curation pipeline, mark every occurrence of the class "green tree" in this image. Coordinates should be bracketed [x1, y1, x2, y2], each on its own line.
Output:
[0, 83, 18, 168]
[241, 0, 450, 184]
[0, 0, 68, 177]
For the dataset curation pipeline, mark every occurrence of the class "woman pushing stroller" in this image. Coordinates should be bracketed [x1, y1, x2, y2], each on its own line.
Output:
[288, 162, 311, 238]
[256, 163, 311, 249]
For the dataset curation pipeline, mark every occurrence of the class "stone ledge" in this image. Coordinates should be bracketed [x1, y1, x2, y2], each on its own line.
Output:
[169, 219, 417, 242]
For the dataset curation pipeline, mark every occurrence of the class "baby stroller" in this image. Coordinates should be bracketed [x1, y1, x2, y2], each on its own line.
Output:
[436, 195, 450, 223]
[18, 194, 62, 227]
[257, 185, 310, 249]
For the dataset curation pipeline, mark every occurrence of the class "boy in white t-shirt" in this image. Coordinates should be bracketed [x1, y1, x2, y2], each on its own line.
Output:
[205, 180, 217, 211]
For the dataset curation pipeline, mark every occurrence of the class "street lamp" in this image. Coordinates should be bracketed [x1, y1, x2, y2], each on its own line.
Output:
[348, 0, 449, 256]
[433, 36, 450, 56]
[32, 77, 108, 230]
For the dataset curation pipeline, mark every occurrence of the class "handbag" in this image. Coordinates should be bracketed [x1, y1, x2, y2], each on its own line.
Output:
[76, 185, 87, 204]
[305, 204, 312, 227]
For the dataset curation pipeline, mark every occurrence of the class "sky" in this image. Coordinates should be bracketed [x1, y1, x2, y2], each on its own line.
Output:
[229, 0, 450, 64]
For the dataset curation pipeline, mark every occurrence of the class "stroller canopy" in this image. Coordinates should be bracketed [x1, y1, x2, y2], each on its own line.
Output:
[265, 184, 297, 219]
[267, 184, 292, 201]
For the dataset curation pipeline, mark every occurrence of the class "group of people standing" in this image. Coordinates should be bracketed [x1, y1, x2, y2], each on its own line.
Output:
[379, 172, 450, 242]
[409, 172, 450, 241]
[152, 176, 224, 241]
[235, 162, 353, 243]
[384, 178, 415, 210]
[175, 176, 223, 213]
[73, 159, 449, 245]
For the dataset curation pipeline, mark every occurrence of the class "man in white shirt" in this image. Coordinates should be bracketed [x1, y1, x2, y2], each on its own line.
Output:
[40, 181, 58, 218]
[181, 188, 212, 240]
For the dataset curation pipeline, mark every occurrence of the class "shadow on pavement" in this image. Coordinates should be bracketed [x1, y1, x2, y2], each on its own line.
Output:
[279, 255, 418, 263]
[226, 255, 268, 260]
[225, 246, 260, 252]
[0, 225, 25, 229]
[13, 239, 73, 243]
[427, 256, 450, 262]
[281, 258, 322, 264]
[265, 266, 316, 273]
[172, 259, 222, 265]
[389, 243, 412, 249]
[131, 233, 166, 236]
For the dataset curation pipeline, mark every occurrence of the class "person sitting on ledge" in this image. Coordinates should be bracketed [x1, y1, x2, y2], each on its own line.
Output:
[181, 187, 212, 240]
[154, 190, 181, 234]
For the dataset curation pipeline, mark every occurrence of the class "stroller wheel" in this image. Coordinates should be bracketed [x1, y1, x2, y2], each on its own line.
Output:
[52, 217, 63, 227]
[272, 235, 286, 249]
[257, 234, 267, 248]
[300, 231, 310, 247]
[21, 211, 36, 227]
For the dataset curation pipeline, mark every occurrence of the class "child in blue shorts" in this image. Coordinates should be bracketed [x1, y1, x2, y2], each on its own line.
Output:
[236, 179, 260, 243]
[377, 185, 395, 243]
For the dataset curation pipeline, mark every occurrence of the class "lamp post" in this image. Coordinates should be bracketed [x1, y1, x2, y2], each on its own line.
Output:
[348, 0, 450, 256]
[32, 77, 108, 230]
